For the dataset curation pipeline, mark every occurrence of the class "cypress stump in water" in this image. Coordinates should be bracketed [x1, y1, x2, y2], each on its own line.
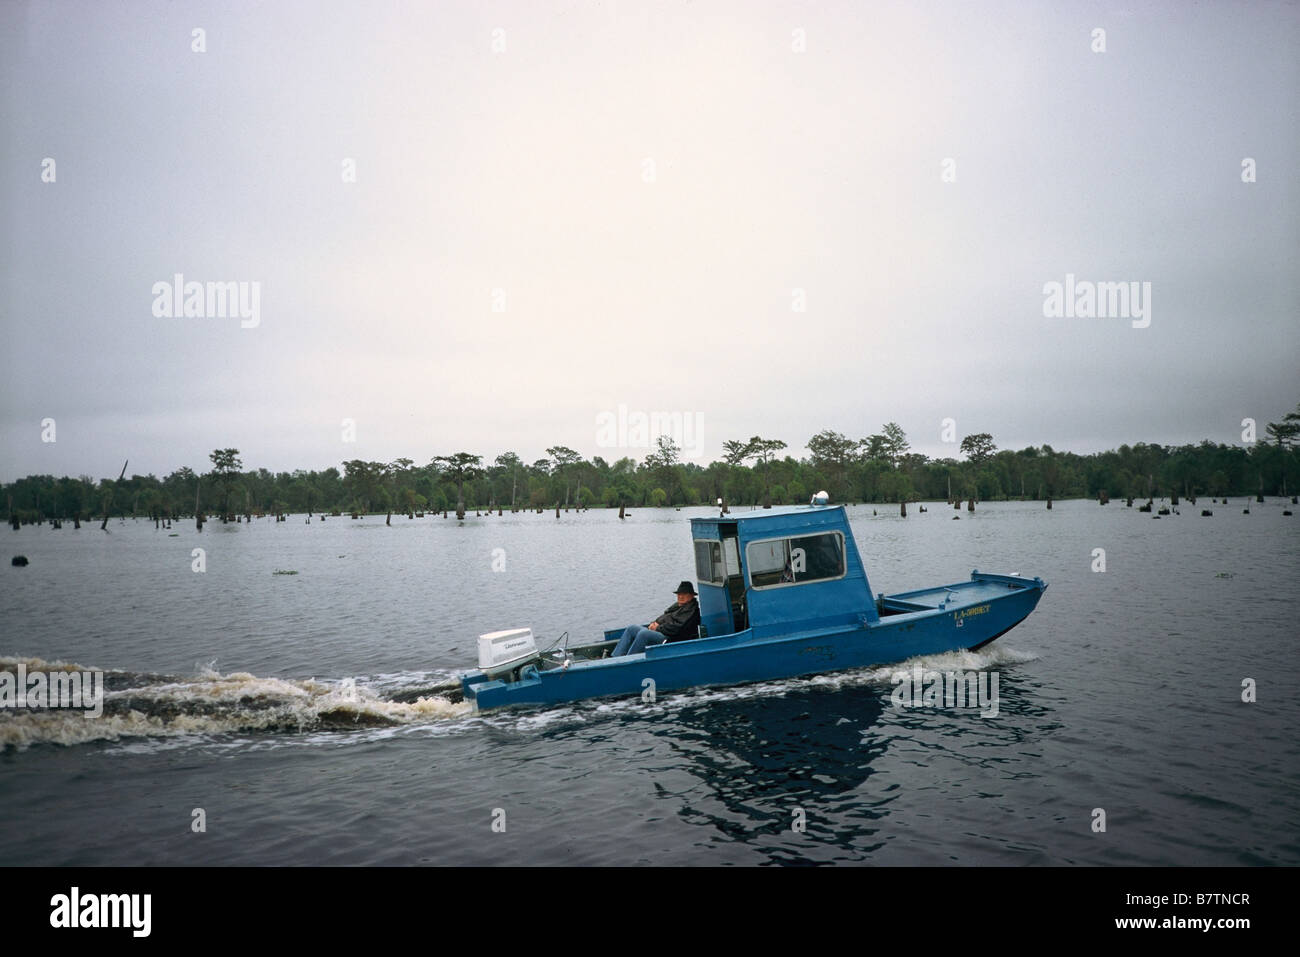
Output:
[968, 499, 975, 512]
[1046, 498, 1052, 509]
[900, 501, 906, 517]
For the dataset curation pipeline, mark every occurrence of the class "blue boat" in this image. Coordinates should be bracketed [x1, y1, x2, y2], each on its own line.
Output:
[458, 502, 1047, 711]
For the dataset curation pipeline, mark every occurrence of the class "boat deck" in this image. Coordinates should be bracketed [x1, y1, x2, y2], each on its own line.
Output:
[882, 573, 1039, 613]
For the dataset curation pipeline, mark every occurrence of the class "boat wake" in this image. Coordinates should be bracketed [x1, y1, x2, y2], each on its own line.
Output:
[1, 644, 1038, 750]
[816, 642, 1041, 688]
[0, 656, 471, 752]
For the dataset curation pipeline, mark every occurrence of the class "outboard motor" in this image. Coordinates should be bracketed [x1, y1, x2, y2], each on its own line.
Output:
[477, 627, 541, 680]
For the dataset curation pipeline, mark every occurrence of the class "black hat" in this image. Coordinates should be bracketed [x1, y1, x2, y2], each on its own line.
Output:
[674, 580, 696, 595]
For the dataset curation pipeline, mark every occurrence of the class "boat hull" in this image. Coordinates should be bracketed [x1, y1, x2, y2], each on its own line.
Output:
[461, 571, 1046, 711]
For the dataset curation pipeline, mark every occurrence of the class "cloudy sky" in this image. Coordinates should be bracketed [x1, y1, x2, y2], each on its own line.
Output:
[2, 0, 1297, 482]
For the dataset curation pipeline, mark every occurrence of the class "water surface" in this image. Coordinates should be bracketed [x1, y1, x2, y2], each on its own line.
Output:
[2, 500, 1296, 865]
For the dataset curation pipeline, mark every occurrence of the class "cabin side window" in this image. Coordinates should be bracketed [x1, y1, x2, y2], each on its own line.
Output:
[694, 540, 725, 585]
[746, 532, 845, 588]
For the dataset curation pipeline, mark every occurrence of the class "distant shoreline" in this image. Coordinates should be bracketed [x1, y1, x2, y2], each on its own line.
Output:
[5, 419, 1296, 524]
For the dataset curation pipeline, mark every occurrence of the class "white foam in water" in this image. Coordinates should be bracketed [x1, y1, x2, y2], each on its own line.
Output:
[0, 656, 471, 752]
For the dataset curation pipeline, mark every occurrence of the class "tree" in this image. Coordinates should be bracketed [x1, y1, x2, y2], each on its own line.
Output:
[494, 452, 523, 508]
[807, 430, 858, 469]
[960, 433, 997, 466]
[433, 453, 483, 509]
[859, 433, 888, 464]
[208, 448, 242, 518]
[645, 435, 681, 468]
[744, 436, 787, 504]
[807, 429, 858, 500]
[1265, 404, 1300, 449]
[745, 436, 786, 467]
[721, 439, 750, 467]
[387, 458, 414, 517]
[342, 460, 384, 511]
[546, 446, 582, 506]
[880, 422, 910, 467]
[1264, 403, 1300, 496]
[289, 478, 315, 516]
[644, 436, 682, 505]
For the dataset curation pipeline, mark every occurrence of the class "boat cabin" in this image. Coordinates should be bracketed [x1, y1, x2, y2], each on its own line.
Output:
[691, 505, 879, 640]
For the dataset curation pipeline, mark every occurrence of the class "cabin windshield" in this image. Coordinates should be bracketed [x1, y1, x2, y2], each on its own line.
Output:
[722, 536, 740, 577]
[747, 532, 845, 588]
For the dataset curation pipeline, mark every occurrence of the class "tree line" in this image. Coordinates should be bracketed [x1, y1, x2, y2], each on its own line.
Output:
[5, 407, 1298, 524]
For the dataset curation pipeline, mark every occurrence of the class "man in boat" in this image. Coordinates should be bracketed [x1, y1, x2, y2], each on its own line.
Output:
[610, 581, 701, 656]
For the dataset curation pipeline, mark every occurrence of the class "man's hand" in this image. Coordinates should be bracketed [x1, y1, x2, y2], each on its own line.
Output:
[648, 622, 659, 630]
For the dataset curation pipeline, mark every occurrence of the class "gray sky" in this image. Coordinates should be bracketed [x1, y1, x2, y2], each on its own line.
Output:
[3, 0, 1297, 482]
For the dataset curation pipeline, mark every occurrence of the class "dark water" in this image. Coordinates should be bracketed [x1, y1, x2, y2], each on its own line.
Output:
[2, 500, 1296, 865]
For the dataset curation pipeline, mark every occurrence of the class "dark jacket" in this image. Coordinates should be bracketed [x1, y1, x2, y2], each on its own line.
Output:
[653, 599, 701, 641]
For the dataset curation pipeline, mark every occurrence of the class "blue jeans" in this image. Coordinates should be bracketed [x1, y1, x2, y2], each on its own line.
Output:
[612, 624, 666, 657]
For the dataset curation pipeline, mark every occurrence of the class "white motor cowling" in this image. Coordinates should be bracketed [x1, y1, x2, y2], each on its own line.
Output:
[477, 627, 540, 678]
